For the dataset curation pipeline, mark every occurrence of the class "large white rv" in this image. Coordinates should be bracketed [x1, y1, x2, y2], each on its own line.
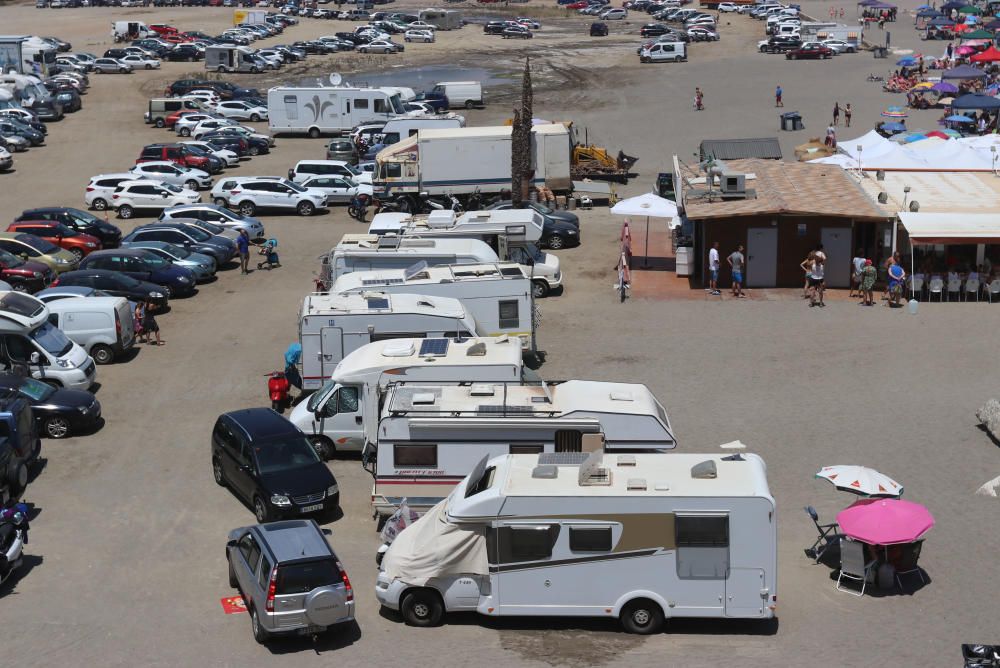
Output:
[288, 336, 533, 458]
[267, 85, 406, 137]
[298, 292, 477, 390]
[376, 451, 777, 633]
[365, 380, 676, 519]
[331, 262, 535, 349]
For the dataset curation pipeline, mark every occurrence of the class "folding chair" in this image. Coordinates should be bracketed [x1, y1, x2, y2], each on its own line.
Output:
[894, 539, 927, 592]
[928, 277, 944, 302]
[910, 277, 924, 301]
[987, 279, 1000, 303]
[837, 538, 877, 596]
[946, 278, 962, 302]
[965, 278, 980, 302]
[804, 506, 843, 563]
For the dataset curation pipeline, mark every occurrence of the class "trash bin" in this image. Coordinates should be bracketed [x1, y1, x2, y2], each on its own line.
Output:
[780, 111, 802, 131]
[675, 246, 692, 277]
[793, 114, 804, 131]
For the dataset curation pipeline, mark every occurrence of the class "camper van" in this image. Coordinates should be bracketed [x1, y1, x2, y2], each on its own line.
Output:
[21, 36, 58, 78]
[289, 336, 530, 458]
[369, 209, 562, 297]
[205, 45, 264, 74]
[45, 296, 134, 365]
[320, 235, 499, 286]
[418, 8, 463, 30]
[144, 97, 201, 127]
[375, 451, 777, 633]
[330, 262, 535, 349]
[112, 21, 150, 41]
[365, 380, 676, 518]
[298, 292, 478, 391]
[0, 291, 96, 390]
[266, 85, 406, 137]
[376, 115, 465, 145]
[0, 73, 62, 121]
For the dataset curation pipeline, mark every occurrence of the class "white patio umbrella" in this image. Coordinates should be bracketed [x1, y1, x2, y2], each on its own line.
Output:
[815, 465, 903, 498]
[610, 192, 679, 268]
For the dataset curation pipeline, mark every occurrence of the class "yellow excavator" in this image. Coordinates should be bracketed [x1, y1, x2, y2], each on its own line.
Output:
[503, 119, 637, 183]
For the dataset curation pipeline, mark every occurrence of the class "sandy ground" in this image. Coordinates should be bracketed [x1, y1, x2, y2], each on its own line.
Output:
[0, 1, 998, 666]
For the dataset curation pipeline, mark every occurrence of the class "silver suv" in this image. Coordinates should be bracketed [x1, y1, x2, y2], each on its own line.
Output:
[226, 520, 355, 643]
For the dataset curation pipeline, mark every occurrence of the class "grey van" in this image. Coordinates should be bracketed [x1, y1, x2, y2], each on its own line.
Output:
[226, 520, 355, 643]
[144, 98, 200, 128]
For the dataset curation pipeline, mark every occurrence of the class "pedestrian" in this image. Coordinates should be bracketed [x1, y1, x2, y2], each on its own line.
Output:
[236, 228, 250, 275]
[775, 84, 783, 107]
[840, 6, 845, 18]
[886, 258, 906, 307]
[142, 301, 162, 345]
[861, 259, 877, 306]
[727, 244, 746, 298]
[707, 241, 721, 295]
[833, 101, 840, 126]
[803, 253, 826, 307]
[134, 302, 146, 344]
[801, 250, 816, 298]
[694, 87, 704, 110]
[850, 248, 866, 298]
[825, 123, 836, 147]
[844, 102, 852, 127]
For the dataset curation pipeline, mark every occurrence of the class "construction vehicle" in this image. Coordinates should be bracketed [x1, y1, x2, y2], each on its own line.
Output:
[503, 119, 637, 184]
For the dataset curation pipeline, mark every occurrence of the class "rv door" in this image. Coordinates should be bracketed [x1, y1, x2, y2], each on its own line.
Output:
[320, 327, 344, 378]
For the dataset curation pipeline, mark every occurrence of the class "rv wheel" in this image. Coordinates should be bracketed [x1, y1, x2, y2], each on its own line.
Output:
[620, 599, 664, 635]
[155, 118, 165, 128]
[217, 66, 226, 73]
[465, 100, 474, 110]
[308, 127, 320, 139]
[401, 590, 444, 627]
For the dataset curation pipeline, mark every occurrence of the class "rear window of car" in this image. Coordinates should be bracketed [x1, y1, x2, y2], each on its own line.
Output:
[275, 559, 338, 595]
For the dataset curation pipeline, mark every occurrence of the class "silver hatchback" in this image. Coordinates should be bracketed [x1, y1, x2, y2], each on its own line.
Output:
[226, 520, 355, 643]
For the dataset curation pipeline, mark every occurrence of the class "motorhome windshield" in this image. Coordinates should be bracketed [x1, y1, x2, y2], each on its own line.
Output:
[31, 322, 74, 357]
[308, 380, 338, 413]
[389, 94, 405, 115]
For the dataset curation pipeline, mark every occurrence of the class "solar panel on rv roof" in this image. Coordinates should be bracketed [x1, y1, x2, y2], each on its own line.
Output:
[418, 338, 449, 356]
[366, 297, 390, 309]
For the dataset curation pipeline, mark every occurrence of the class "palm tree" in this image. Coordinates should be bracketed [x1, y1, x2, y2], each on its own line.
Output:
[511, 57, 533, 208]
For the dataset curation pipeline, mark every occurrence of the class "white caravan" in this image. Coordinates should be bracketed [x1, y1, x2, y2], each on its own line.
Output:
[267, 85, 406, 137]
[289, 336, 532, 458]
[299, 292, 477, 390]
[365, 380, 676, 518]
[331, 262, 535, 349]
[375, 451, 777, 633]
[368, 209, 562, 297]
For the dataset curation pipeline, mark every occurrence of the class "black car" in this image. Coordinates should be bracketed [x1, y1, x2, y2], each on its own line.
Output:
[761, 35, 802, 53]
[0, 374, 100, 439]
[212, 408, 340, 523]
[43, 82, 82, 113]
[165, 45, 203, 62]
[42, 36, 72, 52]
[487, 200, 580, 228]
[16, 208, 122, 248]
[590, 21, 609, 36]
[80, 249, 197, 296]
[484, 21, 506, 35]
[103, 48, 130, 59]
[122, 223, 236, 264]
[199, 134, 249, 158]
[52, 269, 170, 307]
[201, 131, 269, 156]
[132, 40, 172, 57]
[0, 120, 44, 147]
[540, 219, 580, 249]
[640, 23, 669, 37]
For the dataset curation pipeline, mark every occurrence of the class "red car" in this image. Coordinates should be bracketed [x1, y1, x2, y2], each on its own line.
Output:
[160, 34, 187, 45]
[6, 221, 101, 260]
[785, 43, 834, 59]
[148, 24, 179, 36]
[0, 249, 53, 293]
[136, 143, 219, 174]
[566, 1, 589, 8]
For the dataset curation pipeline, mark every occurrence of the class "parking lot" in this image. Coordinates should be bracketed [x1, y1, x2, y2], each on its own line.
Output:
[2, 2, 1000, 667]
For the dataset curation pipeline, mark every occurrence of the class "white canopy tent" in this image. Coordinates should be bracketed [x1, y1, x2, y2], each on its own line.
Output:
[898, 212, 1000, 244]
[611, 192, 680, 269]
[811, 131, 998, 171]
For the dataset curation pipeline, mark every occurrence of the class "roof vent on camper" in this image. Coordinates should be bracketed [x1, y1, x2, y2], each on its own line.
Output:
[470, 384, 495, 397]
[404, 260, 429, 280]
[466, 342, 487, 356]
[531, 465, 558, 479]
[412, 393, 437, 405]
[691, 460, 718, 480]
[381, 340, 416, 357]
[627, 478, 647, 491]
[377, 236, 401, 249]
[610, 390, 634, 402]
[426, 209, 456, 228]
[578, 450, 611, 487]
[617, 455, 636, 467]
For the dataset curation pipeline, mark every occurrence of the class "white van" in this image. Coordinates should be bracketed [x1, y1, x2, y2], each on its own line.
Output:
[378, 115, 465, 145]
[640, 42, 687, 63]
[0, 292, 96, 390]
[320, 235, 499, 286]
[144, 97, 201, 127]
[45, 297, 135, 365]
[430, 81, 483, 110]
[287, 160, 372, 185]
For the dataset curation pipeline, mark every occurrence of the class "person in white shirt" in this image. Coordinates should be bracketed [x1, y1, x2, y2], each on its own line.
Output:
[707, 241, 721, 295]
[850, 249, 866, 298]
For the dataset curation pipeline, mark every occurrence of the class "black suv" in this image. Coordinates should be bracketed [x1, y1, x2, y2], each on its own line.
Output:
[484, 21, 506, 35]
[16, 208, 122, 248]
[590, 22, 610, 36]
[761, 35, 803, 53]
[212, 409, 340, 523]
[165, 44, 203, 62]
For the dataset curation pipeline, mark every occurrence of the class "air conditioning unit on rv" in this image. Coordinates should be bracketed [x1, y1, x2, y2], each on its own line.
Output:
[719, 173, 746, 194]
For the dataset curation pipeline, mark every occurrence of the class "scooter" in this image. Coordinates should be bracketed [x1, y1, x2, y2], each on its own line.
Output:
[266, 372, 290, 412]
[0, 503, 30, 589]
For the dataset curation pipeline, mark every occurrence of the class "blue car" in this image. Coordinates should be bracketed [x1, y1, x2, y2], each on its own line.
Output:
[79, 248, 197, 296]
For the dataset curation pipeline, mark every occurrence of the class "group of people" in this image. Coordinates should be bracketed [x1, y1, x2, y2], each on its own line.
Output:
[849, 250, 908, 307]
[133, 301, 162, 346]
[707, 241, 746, 298]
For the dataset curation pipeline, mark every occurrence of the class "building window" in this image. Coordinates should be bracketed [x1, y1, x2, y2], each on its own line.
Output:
[569, 527, 613, 552]
[393, 444, 437, 467]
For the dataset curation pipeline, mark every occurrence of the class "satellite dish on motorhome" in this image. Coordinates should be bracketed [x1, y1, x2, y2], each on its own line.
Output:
[329, 73, 342, 87]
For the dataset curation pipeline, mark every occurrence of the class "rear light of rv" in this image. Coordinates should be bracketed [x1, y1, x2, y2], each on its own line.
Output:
[265, 566, 278, 612]
[337, 561, 353, 602]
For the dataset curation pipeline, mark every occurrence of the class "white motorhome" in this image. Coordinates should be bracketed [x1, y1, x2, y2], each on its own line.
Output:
[267, 85, 406, 137]
[21, 36, 57, 78]
[365, 380, 676, 518]
[375, 451, 777, 633]
[289, 336, 532, 458]
[0, 72, 62, 121]
[205, 45, 264, 74]
[298, 291, 478, 391]
[368, 209, 562, 297]
[430, 81, 482, 109]
[331, 262, 535, 349]
[320, 235, 499, 286]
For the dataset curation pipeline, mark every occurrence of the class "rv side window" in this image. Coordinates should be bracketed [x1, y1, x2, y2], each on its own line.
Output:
[393, 444, 437, 467]
[382, 163, 402, 179]
[498, 300, 519, 329]
[509, 444, 543, 455]
[283, 95, 298, 120]
[498, 525, 560, 563]
[374, 98, 389, 114]
[354, 98, 369, 110]
[569, 527, 613, 552]
[675, 515, 729, 580]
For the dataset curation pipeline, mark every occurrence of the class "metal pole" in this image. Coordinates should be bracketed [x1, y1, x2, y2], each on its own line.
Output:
[644, 216, 650, 269]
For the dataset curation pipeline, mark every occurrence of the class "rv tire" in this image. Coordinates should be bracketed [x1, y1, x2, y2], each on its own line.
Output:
[401, 589, 444, 627]
[217, 66, 226, 73]
[309, 435, 335, 460]
[532, 280, 550, 299]
[308, 127, 321, 139]
[465, 100, 474, 109]
[620, 599, 664, 635]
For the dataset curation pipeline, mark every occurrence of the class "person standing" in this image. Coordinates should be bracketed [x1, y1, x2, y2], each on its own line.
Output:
[694, 87, 704, 110]
[887, 258, 906, 307]
[850, 248, 866, 298]
[236, 229, 250, 275]
[844, 103, 852, 127]
[861, 259, 877, 306]
[142, 301, 162, 346]
[708, 241, 721, 295]
[775, 84, 783, 107]
[833, 101, 841, 126]
[134, 302, 146, 344]
[807, 253, 826, 307]
[728, 244, 746, 298]
[801, 250, 816, 298]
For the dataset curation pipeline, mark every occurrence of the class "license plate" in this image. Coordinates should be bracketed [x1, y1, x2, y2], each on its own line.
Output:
[298, 625, 325, 635]
[301, 503, 323, 513]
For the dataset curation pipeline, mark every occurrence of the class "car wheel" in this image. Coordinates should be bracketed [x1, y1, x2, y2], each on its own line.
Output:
[145, 64, 153, 69]
[213, 457, 226, 486]
[620, 599, 664, 635]
[227, 554, 238, 587]
[12, 282, 28, 293]
[185, 179, 199, 191]
[309, 435, 335, 460]
[90, 343, 114, 365]
[43, 415, 72, 439]
[250, 113, 260, 122]
[546, 234, 565, 250]
[155, 118, 165, 128]
[465, 100, 474, 110]
[532, 279, 550, 299]
[401, 590, 444, 627]
[296, 200, 315, 216]
[249, 146, 260, 156]
[180, 127, 191, 137]
[213, 197, 229, 207]
[250, 607, 270, 643]
[92, 198, 108, 211]
[239, 201, 256, 217]
[118, 204, 134, 219]
[253, 496, 269, 523]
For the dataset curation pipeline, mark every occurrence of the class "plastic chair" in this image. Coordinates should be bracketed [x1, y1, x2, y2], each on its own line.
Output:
[894, 539, 926, 592]
[946, 278, 962, 301]
[910, 277, 924, 300]
[987, 279, 1000, 303]
[928, 277, 944, 302]
[804, 506, 843, 563]
[837, 538, 877, 596]
[965, 278, 980, 302]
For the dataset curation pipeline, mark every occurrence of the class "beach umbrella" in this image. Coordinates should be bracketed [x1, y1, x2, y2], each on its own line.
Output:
[903, 133, 929, 143]
[955, 44, 978, 54]
[881, 121, 907, 133]
[985, 18, 1000, 30]
[897, 56, 918, 66]
[910, 81, 934, 90]
[938, 96, 956, 105]
[836, 498, 935, 545]
[951, 92, 1000, 109]
[881, 105, 908, 118]
[965, 14, 980, 24]
[954, 22, 972, 33]
[946, 114, 976, 122]
[611, 192, 679, 268]
[943, 63, 989, 78]
[926, 129, 951, 138]
[961, 28, 996, 39]
[931, 80, 960, 93]
[917, 7, 942, 17]
[942, 127, 963, 136]
[816, 466, 903, 497]
[960, 4, 983, 14]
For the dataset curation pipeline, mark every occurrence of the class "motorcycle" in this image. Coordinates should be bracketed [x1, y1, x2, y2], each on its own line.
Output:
[266, 372, 290, 412]
[0, 503, 30, 589]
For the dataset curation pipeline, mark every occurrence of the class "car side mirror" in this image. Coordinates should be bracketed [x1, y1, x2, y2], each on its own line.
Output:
[19, 253, 27, 260]
[29, 352, 40, 364]
[226, 538, 237, 548]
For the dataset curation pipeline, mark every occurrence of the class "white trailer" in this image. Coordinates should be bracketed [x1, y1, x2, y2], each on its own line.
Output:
[288, 336, 532, 458]
[331, 262, 536, 350]
[373, 124, 573, 204]
[375, 451, 777, 632]
[267, 85, 406, 137]
[418, 8, 464, 30]
[299, 292, 477, 391]
[205, 45, 262, 74]
[365, 380, 676, 518]
[378, 115, 465, 146]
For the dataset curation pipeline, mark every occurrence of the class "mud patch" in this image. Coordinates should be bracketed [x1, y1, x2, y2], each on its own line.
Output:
[498, 627, 644, 667]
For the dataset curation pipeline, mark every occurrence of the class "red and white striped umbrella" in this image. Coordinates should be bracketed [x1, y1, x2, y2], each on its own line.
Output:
[816, 465, 903, 498]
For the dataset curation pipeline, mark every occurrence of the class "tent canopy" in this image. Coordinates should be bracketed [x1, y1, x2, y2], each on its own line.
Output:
[961, 28, 996, 39]
[970, 45, 1000, 62]
[951, 92, 1000, 109]
[917, 7, 943, 16]
[942, 63, 989, 78]
[928, 16, 956, 26]
[901, 212, 1000, 244]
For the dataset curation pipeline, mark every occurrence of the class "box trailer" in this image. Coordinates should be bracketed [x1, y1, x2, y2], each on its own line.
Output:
[375, 450, 776, 632]
[233, 8, 268, 25]
[205, 45, 263, 74]
[299, 291, 477, 391]
[373, 124, 572, 205]
[288, 335, 531, 457]
[267, 85, 406, 137]
[418, 8, 464, 29]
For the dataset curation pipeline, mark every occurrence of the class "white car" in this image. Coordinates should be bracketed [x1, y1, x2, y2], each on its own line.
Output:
[403, 101, 436, 115]
[174, 113, 219, 137]
[212, 176, 327, 217]
[130, 161, 213, 190]
[601, 8, 627, 19]
[718, 2, 739, 12]
[255, 49, 285, 68]
[183, 90, 223, 107]
[686, 15, 717, 27]
[112, 181, 200, 219]
[407, 21, 436, 31]
[119, 54, 161, 70]
[192, 118, 240, 140]
[213, 100, 268, 122]
[181, 140, 240, 167]
[0, 108, 37, 124]
[404, 29, 435, 43]
[0, 146, 12, 172]
[516, 17, 541, 28]
[822, 39, 856, 54]
[159, 204, 265, 238]
[85, 172, 149, 211]
[298, 175, 372, 203]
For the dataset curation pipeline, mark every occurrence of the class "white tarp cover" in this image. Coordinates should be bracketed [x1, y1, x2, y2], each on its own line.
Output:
[381, 498, 488, 585]
[899, 212, 1000, 243]
[813, 131, 998, 171]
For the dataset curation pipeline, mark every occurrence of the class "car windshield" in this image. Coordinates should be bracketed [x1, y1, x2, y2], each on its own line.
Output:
[307, 380, 338, 412]
[179, 225, 210, 241]
[530, 202, 553, 215]
[31, 321, 74, 357]
[19, 235, 58, 254]
[17, 376, 55, 402]
[253, 436, 322, 473]
[67, 210, 101, 226]
[0, 249, 24, 268]
[164, 243, 190, 259]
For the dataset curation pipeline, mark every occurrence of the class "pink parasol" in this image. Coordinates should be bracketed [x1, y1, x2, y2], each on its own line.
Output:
[836, 498, 935, 545]
[956, 44, 978, 55]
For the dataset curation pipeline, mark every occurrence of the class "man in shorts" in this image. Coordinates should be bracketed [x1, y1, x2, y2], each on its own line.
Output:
[708, 241, 721, 295]
[850, 248, 865, 298]
[728, 244, 746, 298]
[236, 229, 250, 275]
